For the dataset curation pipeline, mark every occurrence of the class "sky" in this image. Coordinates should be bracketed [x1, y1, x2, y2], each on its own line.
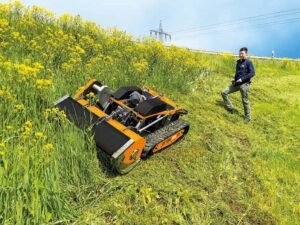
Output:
[1, 0, 300, 58]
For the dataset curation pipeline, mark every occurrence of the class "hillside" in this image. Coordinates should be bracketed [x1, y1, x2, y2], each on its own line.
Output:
[0, 2, 299, 225]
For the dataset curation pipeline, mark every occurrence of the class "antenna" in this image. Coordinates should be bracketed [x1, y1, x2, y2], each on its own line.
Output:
[150, 20, 171, 42]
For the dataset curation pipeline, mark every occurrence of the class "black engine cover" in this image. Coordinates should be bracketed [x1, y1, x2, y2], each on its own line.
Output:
[134, 98, 167, 116]
[113, 86, 142, 100]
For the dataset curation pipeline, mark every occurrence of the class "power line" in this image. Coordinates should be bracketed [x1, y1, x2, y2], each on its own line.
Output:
[173, 18, 300, 41]
[172, 17, 300, 41]
[170, 7, 300, 34]
[173, 10, 300, 35]
[170, 7, 300, 35]
[175, 17, 300, 37]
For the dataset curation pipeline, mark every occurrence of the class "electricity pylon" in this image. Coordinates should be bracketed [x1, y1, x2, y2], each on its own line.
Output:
[150, 20, 171, 42]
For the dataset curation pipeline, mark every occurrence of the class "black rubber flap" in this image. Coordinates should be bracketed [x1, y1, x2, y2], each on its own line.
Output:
[92, 121, 130, 155]
[55, 96, 130, 155]
[55, 96, 99, 128]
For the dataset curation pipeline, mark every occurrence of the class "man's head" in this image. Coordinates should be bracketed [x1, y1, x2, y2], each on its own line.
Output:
[239, 47, 248, 60]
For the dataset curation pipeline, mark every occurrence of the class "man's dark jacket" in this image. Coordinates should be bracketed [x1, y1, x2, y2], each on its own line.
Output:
[234, 58, 255, 85]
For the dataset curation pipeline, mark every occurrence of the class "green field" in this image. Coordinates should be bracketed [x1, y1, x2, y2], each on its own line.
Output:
[0, 2, 299, 224]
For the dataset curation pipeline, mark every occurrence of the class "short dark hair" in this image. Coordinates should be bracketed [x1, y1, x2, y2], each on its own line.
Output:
[240, 47, 248, 53]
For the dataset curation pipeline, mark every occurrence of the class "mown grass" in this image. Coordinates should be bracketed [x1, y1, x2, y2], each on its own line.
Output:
[0, 1, 299, 224]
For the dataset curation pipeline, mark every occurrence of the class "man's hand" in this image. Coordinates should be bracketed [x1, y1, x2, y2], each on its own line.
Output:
[236, 78, 242, 83]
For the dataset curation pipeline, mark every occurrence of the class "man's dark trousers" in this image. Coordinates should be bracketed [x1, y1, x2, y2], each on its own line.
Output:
[221, 82, 251, 120]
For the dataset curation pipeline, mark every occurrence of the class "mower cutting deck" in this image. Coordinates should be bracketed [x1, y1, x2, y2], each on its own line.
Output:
[54, 79, 189, 174]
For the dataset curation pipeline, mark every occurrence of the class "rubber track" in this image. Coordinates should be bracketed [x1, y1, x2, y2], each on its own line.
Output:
[143, 120, 189, 157]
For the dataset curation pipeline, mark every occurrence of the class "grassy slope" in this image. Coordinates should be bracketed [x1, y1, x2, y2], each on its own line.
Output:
[0, 2, 299, 225]
[73, 61, 300, 225]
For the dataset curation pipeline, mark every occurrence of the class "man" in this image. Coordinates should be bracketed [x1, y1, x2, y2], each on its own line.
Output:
[221, 47, 255, 123]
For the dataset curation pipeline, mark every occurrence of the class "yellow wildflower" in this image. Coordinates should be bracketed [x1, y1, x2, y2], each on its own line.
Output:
[15, 63, 40, 79]
[29, 40, 38, 49]
[44, 107, 66, 121]
[86, 92, 95, 98]
[61, 63, 72, 71]
[44, 108, 51, 118]
[0, 88, 13, 100]
[22, 120, 33, 136]
[35, 132, 47, 140]
[24, 120, 33, 128]
[32, 62, 44, 70]
[35, 79, 52, 89]
[6, 125, 13, 130]
[43, 143, 54, 151]
[3, 61, 13, 72]
[0, 143, 5, 148]
[294, 204, 300, 215]
[11, 31, 26, 42]
[0, 150, 6, 158]
[59, 13, 73, 23]
[0, 19, 9, 39]
[35, 132, 43, 137]
[74, 45, 85, 54]
[22, 126, 31, 136]
[0, 19, 9, 28]
[133, 59, 149, 73]
[15, 104, 25, 111]
[0, 42, 8, 48]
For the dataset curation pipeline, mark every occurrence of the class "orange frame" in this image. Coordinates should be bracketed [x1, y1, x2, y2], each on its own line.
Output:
[72, 79, 185, 165]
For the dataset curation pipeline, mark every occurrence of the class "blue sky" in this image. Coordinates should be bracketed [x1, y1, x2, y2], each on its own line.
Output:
[2, 0, 300, 58]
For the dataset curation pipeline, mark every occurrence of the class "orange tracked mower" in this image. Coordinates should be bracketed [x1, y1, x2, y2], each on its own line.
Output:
[54, 79, 189, 174]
